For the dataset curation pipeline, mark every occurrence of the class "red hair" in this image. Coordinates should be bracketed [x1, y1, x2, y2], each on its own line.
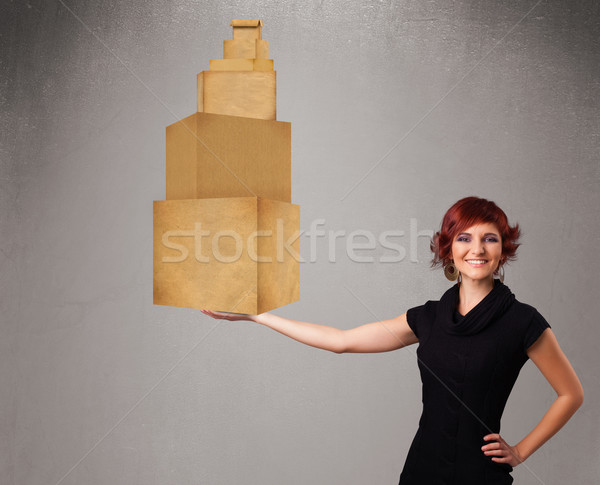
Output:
[430, 196, 521, 274]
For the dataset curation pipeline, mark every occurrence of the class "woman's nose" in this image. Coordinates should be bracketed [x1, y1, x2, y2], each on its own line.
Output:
[472, 242, 485, 254]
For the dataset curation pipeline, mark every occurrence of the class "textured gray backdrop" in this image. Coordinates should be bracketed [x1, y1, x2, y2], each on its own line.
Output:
[1, 1, 598, 484]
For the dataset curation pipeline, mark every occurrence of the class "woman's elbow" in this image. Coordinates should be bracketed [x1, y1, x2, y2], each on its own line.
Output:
[565, 386, 584, 410]
[332, 330, 347, 354]
[573, 379, 585, 408]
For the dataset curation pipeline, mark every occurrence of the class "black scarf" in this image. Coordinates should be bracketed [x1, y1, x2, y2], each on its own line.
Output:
[439, 278, 516, 336]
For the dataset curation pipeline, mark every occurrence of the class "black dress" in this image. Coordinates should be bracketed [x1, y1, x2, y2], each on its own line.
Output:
[398, 279, 551, 484]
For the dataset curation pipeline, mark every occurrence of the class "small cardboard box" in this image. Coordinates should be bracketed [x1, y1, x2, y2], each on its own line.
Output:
[223, 39, 269, 59]
[153, 197, 300, 314]
[197, 70, 276, 120]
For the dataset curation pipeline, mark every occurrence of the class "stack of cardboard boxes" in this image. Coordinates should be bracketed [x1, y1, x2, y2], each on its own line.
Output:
[154, 20, 300, 314]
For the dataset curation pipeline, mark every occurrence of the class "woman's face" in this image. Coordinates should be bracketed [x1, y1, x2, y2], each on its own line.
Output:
[450, 222, 503, 283]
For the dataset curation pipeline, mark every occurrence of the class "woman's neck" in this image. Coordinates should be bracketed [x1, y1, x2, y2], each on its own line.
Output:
[457, 276, 495, 316]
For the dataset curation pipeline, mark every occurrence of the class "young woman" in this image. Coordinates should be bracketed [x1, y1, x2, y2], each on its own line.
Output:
[201, 196, 584, 484]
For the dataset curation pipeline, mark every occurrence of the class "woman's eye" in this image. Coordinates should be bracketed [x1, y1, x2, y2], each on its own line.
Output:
[456, 236, 498, 242]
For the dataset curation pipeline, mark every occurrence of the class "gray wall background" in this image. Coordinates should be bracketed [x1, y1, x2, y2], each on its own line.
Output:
[1, 1, 598, 484]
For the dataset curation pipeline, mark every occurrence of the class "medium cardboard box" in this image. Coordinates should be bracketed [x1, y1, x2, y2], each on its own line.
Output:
[166, 112, 290, 202]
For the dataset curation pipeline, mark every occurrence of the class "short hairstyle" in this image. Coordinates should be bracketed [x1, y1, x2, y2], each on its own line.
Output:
[430, 196, 521, 274]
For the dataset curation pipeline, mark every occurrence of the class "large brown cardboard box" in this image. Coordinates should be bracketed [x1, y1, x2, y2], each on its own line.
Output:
[153, 197, 300, 314]
[166, 112, 290, 202]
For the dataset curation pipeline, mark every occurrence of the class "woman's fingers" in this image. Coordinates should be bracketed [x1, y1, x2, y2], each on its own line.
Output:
[202, 309, 233, 319]
[482, 434, 524, 466]
[200, 309, 254, 321]
[482, 434, 506, 457]
[482, 433, 501, 442]
[484, 448, 504, 456]
[482, 441, 503, 455]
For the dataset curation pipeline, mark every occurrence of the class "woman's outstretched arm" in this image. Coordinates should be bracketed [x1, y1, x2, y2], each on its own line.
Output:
[200, 310, 418, 354]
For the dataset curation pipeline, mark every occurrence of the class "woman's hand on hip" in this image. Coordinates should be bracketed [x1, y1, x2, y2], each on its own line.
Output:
[482, 433, 525, 467]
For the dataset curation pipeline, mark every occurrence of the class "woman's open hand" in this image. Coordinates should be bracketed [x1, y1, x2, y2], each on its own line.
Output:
[200, 309, 257, 322]
[481, 433, 525, 467]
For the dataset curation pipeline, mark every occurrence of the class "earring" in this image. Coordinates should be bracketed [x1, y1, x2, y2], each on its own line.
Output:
[444, 261, 460, 281]
[497, 265, 505, 284]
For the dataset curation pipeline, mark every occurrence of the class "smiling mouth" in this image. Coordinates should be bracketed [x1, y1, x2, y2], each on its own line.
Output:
[465, 259, 488, 265]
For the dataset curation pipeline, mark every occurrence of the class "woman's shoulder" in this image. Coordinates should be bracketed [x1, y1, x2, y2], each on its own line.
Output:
[509, 297, 544, 319]
[405, 299, 439, 340]
[406, 299, 440, 324]
[508, 298, 552, 352]
[507, 297, 552, 333]
[407, 298, 440, 313]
